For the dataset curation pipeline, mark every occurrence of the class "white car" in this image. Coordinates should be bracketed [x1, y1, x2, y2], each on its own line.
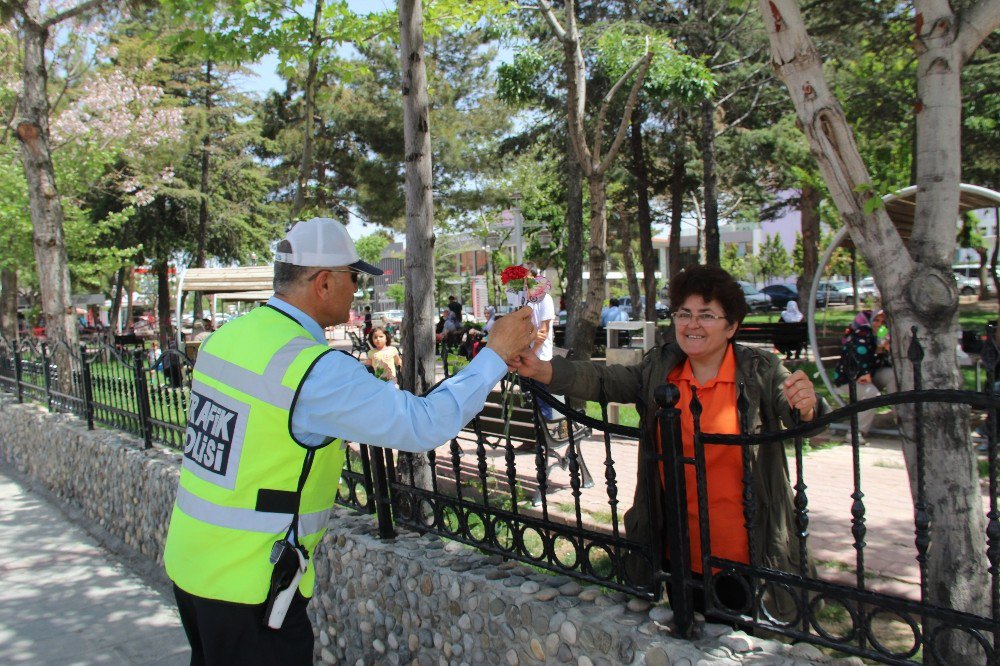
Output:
[372, 310, 404, 327]
[857, 277, 880, 300]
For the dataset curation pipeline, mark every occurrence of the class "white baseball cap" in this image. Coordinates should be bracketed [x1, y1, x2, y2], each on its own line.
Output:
[274, 217, 383, 275]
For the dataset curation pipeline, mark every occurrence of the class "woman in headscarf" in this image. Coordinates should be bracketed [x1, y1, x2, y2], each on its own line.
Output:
[832, 309, 896, 443]
[780, 300, 804, 323]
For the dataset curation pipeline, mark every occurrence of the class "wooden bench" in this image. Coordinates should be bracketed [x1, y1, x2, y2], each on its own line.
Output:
[735, 322, 808, 360]
[552, 325, 629, 358]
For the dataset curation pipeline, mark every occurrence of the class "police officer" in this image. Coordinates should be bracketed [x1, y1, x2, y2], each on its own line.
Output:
[163, 218, 536, 664]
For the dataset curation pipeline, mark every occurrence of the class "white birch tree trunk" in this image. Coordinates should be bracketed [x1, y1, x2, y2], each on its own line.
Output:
[398, 0, 435, 492]
[759, 0, 1000, 661]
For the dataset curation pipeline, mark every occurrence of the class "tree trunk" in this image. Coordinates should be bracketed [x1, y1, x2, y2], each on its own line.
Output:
[759, 1, 998, 660]
[992, 208, 1000, 298]
[976, 247, 989, 301]
[292, 0, 323, 220]
[564, 135, 586, 357]
[0, 268, 16, 340]
[630, 113, 657, 322]
[669, 137, 685, 281]
[15, 9, 77, 348]
[125, 267, 135, 332]
[399, 0, 435, 492]
[539, 0, 651, 359]
[154, 257, 173, 351]
[108, 267, 125, 337]
[618, 206, 642, 322]
[700, 99, 720, 266]
[194, 59, 213, 322]
[797, 185, 821, 300]
[579, 176, 609, 356]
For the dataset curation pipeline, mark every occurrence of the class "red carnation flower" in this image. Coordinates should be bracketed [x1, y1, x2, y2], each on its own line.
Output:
[500, 265, 530, 285]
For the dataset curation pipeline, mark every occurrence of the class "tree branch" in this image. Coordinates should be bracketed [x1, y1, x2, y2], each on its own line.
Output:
[536, 0, 568, 42]
[957, 0, 1000, 63]
[593, 50, 649, 161]
[597, 47, 652, 175]
[0, 94, 19, 146]
[41, 0, 107, 29]
[1, 0, 30, 23]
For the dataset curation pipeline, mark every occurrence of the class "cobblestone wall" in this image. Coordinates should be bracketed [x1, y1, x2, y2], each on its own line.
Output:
[0, 396, 848, 665]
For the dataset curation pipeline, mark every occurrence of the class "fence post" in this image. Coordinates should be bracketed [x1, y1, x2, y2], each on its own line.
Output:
[132, 349, 153, 449]
[654, 383, 695, 638]
[13, 348, 23, 404]
[368, 445, 396, 539]
[41, 342, 52, 411]
[80, 343, 95, 430]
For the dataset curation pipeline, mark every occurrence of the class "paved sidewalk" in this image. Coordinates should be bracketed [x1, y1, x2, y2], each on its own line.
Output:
[0, 469, 189, 665]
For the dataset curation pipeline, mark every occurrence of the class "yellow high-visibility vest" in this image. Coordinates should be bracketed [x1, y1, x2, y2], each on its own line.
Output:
[164, 305, 345, 604]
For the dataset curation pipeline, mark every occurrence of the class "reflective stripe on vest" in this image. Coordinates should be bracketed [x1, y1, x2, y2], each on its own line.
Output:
[174, 485, 331, 538]
[194, 336, 319, 409]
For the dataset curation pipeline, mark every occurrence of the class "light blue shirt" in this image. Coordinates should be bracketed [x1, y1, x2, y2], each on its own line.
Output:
[600, 306, 623, 327]
[266, 298, 508, 452]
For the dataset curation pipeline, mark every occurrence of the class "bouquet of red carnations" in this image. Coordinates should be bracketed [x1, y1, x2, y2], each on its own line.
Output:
[501, 265, 551, 307]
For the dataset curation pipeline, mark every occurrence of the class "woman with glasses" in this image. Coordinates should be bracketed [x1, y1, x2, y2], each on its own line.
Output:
[510, 264, 826, 619]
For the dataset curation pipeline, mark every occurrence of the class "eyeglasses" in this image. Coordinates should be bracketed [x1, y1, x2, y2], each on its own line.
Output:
[306, 269, 359, 285]
[671, 310, 726, 325]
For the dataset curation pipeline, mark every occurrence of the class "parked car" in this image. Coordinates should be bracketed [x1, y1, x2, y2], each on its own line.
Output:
[952, 264, 995, 295]
[815, 280, 850, 306]
[373, 309, 404, 328]
[857, 276, 881, 300]
[618, 296, 670, 319]
[739, 282, 772, 312]
[760, 284, 799, 310]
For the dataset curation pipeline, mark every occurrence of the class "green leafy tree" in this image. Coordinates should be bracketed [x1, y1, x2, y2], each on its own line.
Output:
[720, 243, 747, 282]
[758, 234, 792, 286]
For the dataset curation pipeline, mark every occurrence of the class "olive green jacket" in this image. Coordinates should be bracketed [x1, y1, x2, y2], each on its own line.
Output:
[547, 342, 827, 598]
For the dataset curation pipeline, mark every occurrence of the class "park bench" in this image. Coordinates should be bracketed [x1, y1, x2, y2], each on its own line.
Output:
[735, 322, 808, 360]
[553, 325, 626, 358]
[347, 330, 369, 358]
[441, 350, 594, 505]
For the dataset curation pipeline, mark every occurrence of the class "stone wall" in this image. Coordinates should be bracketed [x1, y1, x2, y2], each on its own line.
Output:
[0, 396, 843, 665]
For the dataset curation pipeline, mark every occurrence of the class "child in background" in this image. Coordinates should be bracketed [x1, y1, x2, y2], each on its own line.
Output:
[363, 327, 402, 385]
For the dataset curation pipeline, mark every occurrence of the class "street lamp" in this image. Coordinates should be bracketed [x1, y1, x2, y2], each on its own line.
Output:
[537, 227, 552, 249]
[508, 191, 552, 260]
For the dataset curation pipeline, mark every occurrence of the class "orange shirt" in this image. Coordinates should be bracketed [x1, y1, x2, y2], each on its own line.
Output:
[662, 344, 749, 572]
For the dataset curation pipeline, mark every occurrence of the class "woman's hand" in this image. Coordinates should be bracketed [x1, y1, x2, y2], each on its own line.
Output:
[508, 351, 553, 384]
[783, 369, 818, 421]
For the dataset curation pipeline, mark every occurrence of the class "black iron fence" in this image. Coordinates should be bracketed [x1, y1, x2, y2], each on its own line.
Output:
[2, 330, 1000, 664]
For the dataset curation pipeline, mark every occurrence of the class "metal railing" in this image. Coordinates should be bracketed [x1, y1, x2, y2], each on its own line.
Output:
[652, 327, 1000, 664]
[3, 329, 1000, 663]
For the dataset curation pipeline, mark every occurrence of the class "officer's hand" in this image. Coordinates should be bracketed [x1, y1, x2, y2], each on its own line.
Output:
[485, 307, 536, 364]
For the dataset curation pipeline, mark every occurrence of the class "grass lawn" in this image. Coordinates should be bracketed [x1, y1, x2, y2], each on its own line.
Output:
[744, 300, 999, 334]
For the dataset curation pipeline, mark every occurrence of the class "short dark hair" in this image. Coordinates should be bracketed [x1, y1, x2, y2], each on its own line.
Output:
[609, 298, 620, 307]
[669, 264, 748, 325]
[273, 240, 311, 293]
[368, 326, 392, 346]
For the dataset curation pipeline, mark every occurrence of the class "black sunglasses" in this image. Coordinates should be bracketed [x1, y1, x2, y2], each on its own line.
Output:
[306, 269, 359, 285]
